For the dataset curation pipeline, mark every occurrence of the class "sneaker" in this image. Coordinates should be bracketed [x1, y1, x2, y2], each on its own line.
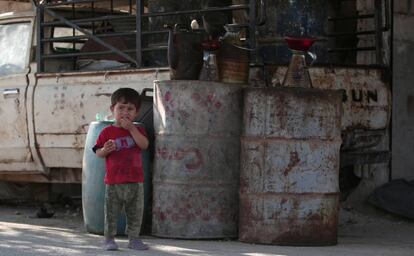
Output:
[128, 239, 149, 250]
[103, 238, 119, 251]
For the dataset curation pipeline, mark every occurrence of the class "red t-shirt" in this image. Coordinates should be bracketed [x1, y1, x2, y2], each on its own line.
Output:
[94, 124, 147, 184]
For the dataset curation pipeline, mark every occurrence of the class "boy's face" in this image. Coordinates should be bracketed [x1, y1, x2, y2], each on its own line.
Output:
[110, 101, 139, 124]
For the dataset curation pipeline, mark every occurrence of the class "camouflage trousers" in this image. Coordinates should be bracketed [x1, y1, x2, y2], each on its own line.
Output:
[104, 183, 144, 240]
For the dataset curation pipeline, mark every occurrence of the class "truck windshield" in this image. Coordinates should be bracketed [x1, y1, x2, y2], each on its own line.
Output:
[0, 22, 31, 76]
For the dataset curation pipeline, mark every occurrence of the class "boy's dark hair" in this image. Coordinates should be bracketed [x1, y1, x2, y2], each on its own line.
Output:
[111, 88, 141, 110]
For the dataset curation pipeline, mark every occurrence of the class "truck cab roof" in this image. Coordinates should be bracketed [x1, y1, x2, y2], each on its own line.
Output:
[0, 11, 35, 20]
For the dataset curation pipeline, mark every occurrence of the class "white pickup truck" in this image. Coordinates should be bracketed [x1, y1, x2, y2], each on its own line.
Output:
[0, 0, 250, 185]
[0, 1, 391, 187]
[0, 7, 168, 183]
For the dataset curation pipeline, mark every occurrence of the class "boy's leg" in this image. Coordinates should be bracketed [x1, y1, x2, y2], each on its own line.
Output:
[104, 184, 122, 250]
[125, 183, 143, 239]
[125, 183, 148, 250]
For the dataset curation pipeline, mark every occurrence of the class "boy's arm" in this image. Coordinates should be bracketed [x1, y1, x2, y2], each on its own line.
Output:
[94, 139, 116, 158]
[120, 118, 149, 150]
[128, 125, 149, 150]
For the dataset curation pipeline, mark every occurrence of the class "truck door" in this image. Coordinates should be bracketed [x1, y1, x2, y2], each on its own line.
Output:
[0, 15, 44, 172]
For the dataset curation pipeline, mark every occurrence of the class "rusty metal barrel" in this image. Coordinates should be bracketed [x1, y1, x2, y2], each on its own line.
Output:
[152, 80, 242, 239]
[239, 87, 342, 246]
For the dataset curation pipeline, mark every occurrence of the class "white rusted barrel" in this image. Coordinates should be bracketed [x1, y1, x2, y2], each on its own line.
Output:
[239, 87, 342, 246]
[152, 80, 242, 238]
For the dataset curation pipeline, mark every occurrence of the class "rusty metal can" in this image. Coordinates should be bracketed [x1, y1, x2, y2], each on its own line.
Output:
[239, 87, 342, 246]
[218, 43, 250, 84]
[152, 80, 243, 238]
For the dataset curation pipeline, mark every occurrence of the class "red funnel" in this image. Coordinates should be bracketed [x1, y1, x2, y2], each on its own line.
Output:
[284, 36, 315, 51]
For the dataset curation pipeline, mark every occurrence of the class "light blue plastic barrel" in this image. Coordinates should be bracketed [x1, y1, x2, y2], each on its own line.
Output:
[82, 121, 150, 235]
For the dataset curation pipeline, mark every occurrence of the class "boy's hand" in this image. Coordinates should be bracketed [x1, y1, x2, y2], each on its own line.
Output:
[119, 118, 135, 131]
[102, 139, 116, 154]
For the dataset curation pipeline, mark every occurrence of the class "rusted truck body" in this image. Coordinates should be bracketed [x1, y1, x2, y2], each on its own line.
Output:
[0, 1, 390, 186]
[0, 8, 169, 182]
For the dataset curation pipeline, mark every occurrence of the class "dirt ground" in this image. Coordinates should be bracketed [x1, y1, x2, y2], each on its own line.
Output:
[0, 201, 413, 256]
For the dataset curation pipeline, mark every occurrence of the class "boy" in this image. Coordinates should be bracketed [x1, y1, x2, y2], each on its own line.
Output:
[93, 87, 149, 251]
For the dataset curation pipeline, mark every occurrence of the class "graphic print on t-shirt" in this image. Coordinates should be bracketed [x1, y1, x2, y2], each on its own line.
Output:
[114, 136, 136, 151]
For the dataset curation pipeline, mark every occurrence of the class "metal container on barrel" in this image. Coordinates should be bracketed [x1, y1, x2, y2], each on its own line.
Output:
[152, 80, 243, 239]
[239, 87, 342, 246]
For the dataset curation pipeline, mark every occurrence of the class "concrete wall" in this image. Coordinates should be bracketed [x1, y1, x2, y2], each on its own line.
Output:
[392, 1, 414, 180]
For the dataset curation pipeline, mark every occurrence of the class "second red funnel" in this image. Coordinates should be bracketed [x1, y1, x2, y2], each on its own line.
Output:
[284, 36, 316, 51]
